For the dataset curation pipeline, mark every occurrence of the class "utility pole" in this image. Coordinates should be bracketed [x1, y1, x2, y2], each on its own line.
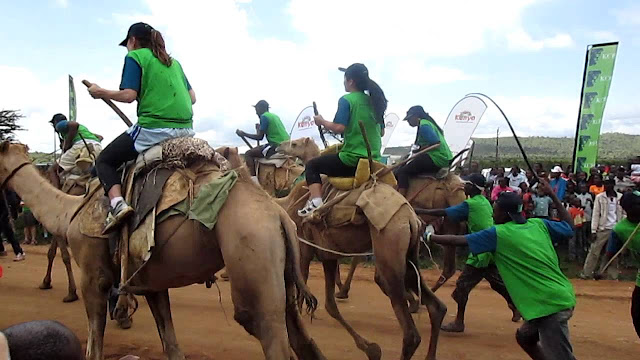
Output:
[495, 127, 500, 162]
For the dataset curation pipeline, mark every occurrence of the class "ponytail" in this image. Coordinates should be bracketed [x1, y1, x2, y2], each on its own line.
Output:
[150, 30, 172, 67]
[424, 113, 443, 134]
[366, 78, 388, 125]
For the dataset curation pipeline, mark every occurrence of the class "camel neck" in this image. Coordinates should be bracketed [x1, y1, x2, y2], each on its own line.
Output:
[302, 146, 321, 164]
[7, 164, 82, 237]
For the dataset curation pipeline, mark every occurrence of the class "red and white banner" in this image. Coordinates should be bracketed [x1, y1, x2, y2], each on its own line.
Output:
[289, 106, 320, 142]
[443, 95, 487, 155]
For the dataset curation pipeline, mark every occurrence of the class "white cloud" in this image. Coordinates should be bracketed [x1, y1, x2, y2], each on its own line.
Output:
[589, 31, 618, 42]
[54, 0, 69, 8]
[507, 30, 573, 51]
[394, 61, 475, 85]
[612, 5, 640, 26]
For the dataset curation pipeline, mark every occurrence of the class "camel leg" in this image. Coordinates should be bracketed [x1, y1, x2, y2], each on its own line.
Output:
[58, 237, 79, 303]
[335, 256, 362, 299]
[39, 236, 58, 290]
[145, 290, 185, 360]
[285, 277, 327, 360]
[81, 275, 108, 360]
[431, 245, 456, 293]
[322, 260, 382, 360]
[406, 261, 447, 360]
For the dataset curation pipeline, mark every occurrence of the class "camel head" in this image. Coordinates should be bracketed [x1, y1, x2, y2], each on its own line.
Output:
[0, 141, 30, 185]
[276, 137, 319, 163]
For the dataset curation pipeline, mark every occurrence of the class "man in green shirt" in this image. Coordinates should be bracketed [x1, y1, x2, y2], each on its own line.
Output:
[236, 100, 290, 176]
[418, 173, 520, 333]
[50, 113, 103, 176]
[428, 180, 577, 360]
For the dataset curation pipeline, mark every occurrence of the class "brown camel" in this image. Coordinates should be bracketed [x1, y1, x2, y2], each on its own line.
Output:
[278, 138, 466, 297]
[0, 141, 324, 360]
[255, 159, 305, 197]
[260, 139, 447, 360]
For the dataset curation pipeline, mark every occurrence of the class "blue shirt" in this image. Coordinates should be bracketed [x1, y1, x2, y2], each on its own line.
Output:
[120, 55, 191, 92]
[418, 124, 439, 145]
[466, 219, 574, 255]
[333, 96, 385, 129]
[444, 201, 469, 222]
[259, 114, 269, 132]
[550, 177, 568, 200]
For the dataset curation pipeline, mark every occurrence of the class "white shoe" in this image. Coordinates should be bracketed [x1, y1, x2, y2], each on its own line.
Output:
[13, 252, 25, 261]
[251, 176, 260, 185]
[298, 200, 320, 217]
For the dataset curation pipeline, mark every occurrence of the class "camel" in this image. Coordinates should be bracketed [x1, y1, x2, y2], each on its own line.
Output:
[253, 138, 447, 360]
[254, 158, 305, 197]
[278, 138, 466, 298]
[0, 141, 324, 360]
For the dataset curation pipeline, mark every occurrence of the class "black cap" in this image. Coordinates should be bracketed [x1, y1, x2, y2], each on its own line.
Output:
[50, 113, 67, 124]
[621, 190, 640, 212]
[404, 105, 427, 120]
[496, 192, 527, 224]
[253, 100, 269, 110]
[119, 22, 154, 47]
[462, 173, 486, 191]
[338, 63, 369, 79]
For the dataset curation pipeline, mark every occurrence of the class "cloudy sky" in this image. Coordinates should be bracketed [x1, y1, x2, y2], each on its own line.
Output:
[2, 0, 639, 153]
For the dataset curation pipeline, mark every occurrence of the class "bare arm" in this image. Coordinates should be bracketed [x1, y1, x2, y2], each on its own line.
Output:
[88, 84, 137, 103]
[63, 122, 79, 152]
[431, 234, 469, 247]
[314, 115, 346, 134]
[189, 89, 196, 104]
[242, 130, 265, 141]
[539, 179, 573, 227]
[415, 208, 447, 217]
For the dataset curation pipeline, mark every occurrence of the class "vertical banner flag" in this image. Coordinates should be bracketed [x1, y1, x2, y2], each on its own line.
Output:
[381, 113, 400, 151]
[442, 95, 488, 155]
[290, 106, 322, 144]
[572, 42, 618, 173]
[69, 75, 77, 122]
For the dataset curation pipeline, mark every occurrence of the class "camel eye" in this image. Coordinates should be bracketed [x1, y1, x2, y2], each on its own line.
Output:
[292, 143, 297, 148]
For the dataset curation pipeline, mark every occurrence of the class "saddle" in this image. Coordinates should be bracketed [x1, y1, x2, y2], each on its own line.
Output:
[257, 152, 289, 167]
[328, 158, 397, 191]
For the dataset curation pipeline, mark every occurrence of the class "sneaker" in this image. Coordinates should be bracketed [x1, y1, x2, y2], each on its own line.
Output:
[13, 252, 25, 261]
[0, 251, 7, 257]
[102, 200, 134, 234]
[298, 199, 320, 217]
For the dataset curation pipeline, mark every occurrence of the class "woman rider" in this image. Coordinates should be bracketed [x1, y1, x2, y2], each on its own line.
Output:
[88, 22, 196, 233]
[298, 63, 387, 217]
[394, 106, 452, 198]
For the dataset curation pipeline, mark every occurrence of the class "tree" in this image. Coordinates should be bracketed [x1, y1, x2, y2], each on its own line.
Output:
[0, 110, 24, 140]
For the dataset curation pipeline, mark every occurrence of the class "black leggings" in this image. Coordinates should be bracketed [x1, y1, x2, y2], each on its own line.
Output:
[95, 132, 139, 194]
[633, 286, 640, 339]
[0, 216, 22, 255]
[305, 154, 356, 185]
[394, 153, 441, 189]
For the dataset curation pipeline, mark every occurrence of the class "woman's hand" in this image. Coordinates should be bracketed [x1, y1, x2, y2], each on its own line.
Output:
[87, 84, 105, 99]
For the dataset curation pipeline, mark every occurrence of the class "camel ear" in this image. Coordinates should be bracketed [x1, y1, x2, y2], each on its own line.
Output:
[304, 137, 310, 144]
[0, 141, 9, 153]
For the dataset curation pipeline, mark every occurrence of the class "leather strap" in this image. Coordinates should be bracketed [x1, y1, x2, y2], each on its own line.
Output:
[0, 161, 31, 190]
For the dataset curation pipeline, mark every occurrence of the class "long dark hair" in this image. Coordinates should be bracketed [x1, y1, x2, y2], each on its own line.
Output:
[344, 64, 388, 124]
[136, 29, 172, 67]
[411, 106, 443, 134]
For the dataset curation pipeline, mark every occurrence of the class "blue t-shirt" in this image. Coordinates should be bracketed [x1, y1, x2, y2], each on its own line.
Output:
[259, 114, 269, 132]
[418, 124, 439, 145]
[550, 178, 568, 200]
[445, 201, 469, 222]
[466, 219, 573, 255]
[120, 55, 191, 92]
[333, 96, 384, 129]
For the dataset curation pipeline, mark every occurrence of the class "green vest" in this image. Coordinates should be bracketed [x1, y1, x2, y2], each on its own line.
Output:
[63, 123, 100, 144]
[262, 112, 289, 146]
[612, 219, 640, 286]
[338, 92, 382, 167]
[416, 119, 452, 168]
[494, 219, 576, 321]
[465, 195, 495, 268]
[127, 48, 193, 129]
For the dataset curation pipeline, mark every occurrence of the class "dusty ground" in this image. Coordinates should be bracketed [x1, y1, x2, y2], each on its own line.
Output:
[0, 245, 638, 359]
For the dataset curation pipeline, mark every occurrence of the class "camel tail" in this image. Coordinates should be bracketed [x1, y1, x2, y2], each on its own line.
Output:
[279, 207, 318, 315]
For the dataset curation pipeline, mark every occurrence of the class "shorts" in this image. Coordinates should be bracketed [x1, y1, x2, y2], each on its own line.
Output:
[127, 124, 195, 153]
[58, 141, 103, 171]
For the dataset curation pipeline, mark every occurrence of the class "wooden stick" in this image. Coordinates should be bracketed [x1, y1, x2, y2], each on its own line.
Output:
[82, 80, 133, 127]
[357, 120, 374, 175]
[375, 143, 440, 179]
[238, 134, 254, 149]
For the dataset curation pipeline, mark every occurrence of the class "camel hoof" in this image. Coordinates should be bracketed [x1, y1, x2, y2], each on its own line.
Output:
[364, 342, 382, 360]
[117, 317, 133, 330]
[408, 301, 420, 314]
[63, 293, 79, 303]
[39, 282, 52, 290]
[335, 291, 349, 300]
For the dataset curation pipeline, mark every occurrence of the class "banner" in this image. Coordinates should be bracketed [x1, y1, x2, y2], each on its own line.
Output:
[381, 112, 400, 151]
[572, 42, 618, 173]
[69, 75, 77, 122]
[289, 105, 344, 146]
[442, 95, 487, 155]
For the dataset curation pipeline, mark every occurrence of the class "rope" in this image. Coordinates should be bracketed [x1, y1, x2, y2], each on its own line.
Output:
[297, 237, 373, 257]
[408, 260, 422, 312]
[420, 231, 440, 271]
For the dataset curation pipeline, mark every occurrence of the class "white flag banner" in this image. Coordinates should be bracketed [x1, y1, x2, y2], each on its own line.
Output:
[289, 106, 322, 143]
[381, 112, 400, 151]
[443, 95, 487, 155]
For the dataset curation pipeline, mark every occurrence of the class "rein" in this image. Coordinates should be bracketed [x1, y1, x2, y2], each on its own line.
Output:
[0, 161, 31, 190]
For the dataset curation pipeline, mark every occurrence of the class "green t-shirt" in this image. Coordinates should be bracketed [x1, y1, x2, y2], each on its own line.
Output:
[611, 218, 640, 286]
[465, 195, 495, 268]
[261, 112, 289, 146]
[494, 219, 576, 321]
[127, 48, 193, 129]
[416, 119, 453, 168]
[64, 123, 101, 144]
[337, 92, 382, 167]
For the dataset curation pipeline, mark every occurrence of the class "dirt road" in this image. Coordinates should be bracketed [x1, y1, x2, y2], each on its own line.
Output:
[1, 245, 638, 359]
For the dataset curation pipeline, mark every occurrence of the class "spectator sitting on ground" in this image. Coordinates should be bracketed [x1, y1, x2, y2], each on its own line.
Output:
[589, 174, 605, 197]
[492, 177, 518, 201]
[508, 165, 528, 189]
[0, 320, 84, 360]
[549, 166, 568, 200]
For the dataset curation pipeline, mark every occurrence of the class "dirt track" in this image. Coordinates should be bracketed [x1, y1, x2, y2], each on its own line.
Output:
[1, 245, 638, 359]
